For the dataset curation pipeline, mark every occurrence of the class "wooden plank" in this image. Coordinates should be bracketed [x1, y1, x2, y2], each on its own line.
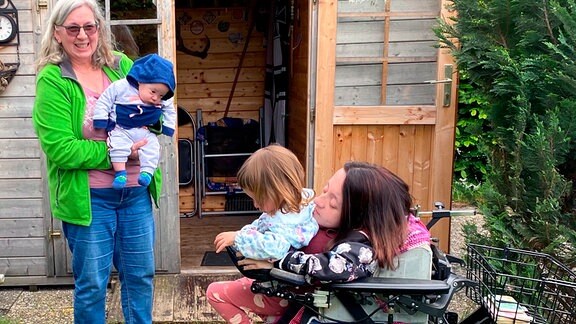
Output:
[365, 125, 385, 164]
[108, 273, 245, 322]
[152, 275, 177, 321]
[0, 117, 38, 138]
[0, 53, 36, 75]
[335, 62, 436, 86]
[0, 97, 35, 118]
[338, 0, 385, 12]
[387, 62, 437, 84]
[0, 33, 34, 54]
[412, 126, 433, 207]
[177, 51, 265, 69]
[335, 63, 382, 87]
[179, 193, 196, 214]
[333, 106, 436, 125]
[396, 125, 416, 192]
[0, 257, 46, 276]
[0, 139, 41, 158]
[0, 76, 36, 98]
[177, 16, 254, 39]
[388, 19, 437, 42]
[176, 35, 265, 54]
[0, 159, 42, 178]
[350, 125, 368, 162]
[333, 125, 353, 170]
[155, 137, 181, 273]
[388, 41, 438, 58]
[337, 20, 385, 44]
[0, 179, 43, 199]
[0, 198, 42, 219]
[172, 275, 196, 321]
[382, 126, 400, 174]
[178, 98, 262, 118]
[10, 0, 33, 10]
[423, 1, 459, 253]
[201, 195, 226, 212]
[385, 84, 436, 105]
[178, 125, 195, 139]
[177, 67, 265, 83]
[0, 238, 44, 257]
[334, 84, 435, 106]
[390, 0, 441, 13]
[314, 0, 338, 194]
[178, 81, 263, 99]
[0, 218, 44, 237]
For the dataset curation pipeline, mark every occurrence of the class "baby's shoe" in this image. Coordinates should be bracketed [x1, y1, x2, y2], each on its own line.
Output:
[112, 171, 127, 190]
[138, 171, 153, 187]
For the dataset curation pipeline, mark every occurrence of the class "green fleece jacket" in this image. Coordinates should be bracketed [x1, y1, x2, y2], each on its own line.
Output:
[32, 52, 162, 226]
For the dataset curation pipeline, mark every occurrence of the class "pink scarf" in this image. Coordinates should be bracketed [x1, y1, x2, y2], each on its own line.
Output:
[400, 214, 431, 253]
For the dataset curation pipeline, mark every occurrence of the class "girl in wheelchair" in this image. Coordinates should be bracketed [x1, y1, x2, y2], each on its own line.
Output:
[206, 161, 431, 323]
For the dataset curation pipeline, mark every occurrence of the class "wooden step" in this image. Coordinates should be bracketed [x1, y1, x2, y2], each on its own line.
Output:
[107, 273, 244, 323]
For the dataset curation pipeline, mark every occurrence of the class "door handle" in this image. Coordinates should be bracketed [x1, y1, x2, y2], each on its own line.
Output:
[424, 78, 452, 84]
[424, 64, 453, 107]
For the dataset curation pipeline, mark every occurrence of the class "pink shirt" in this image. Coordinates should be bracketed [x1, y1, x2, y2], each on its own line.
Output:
[82, 72, 140, 188]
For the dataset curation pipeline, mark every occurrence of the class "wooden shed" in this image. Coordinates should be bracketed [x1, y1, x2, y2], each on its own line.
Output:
[0, 0, 458, 286]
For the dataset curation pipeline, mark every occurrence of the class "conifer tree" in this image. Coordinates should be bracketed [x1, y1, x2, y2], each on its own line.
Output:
[436, 0, 576, 265]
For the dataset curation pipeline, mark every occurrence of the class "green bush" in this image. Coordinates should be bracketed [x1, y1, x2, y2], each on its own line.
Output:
[439, 0, 576, 266]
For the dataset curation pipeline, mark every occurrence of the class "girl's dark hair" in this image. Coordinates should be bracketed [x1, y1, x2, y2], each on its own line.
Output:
[336, 161, 412, 269]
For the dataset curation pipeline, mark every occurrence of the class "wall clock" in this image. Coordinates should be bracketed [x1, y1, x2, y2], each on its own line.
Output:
[0, 0, 18, 45]
[0, 12, 17, 44]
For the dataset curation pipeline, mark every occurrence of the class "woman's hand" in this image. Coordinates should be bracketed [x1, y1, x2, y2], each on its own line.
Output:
[129, 139, 148, 160]
[238, 258, 274, 270]
[214, 231, 238, 253]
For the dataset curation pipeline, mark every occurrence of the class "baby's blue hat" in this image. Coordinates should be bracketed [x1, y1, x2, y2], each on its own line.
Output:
[127, 53, 176, 100]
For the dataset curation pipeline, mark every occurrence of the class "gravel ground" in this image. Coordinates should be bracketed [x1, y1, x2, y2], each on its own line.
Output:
[1, 204, 484, 323]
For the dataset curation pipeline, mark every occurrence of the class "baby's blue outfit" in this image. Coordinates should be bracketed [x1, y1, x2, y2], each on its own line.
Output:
[93, 54, 176, 176]
[234, 188, 319, 260]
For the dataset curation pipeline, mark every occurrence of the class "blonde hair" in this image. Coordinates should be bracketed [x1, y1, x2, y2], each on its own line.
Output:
[36, 0, 116, 71]
[237, 144, 311, 214]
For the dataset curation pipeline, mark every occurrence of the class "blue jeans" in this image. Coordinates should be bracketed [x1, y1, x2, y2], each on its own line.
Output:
[62, 186, 155, 324]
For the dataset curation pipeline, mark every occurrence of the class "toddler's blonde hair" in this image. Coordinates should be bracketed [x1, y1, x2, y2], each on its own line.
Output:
[237, 144, 311, 214]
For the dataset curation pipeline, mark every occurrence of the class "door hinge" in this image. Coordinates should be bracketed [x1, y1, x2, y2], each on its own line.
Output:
[310, 106, 316, 123]
[48, 229, 62, 239]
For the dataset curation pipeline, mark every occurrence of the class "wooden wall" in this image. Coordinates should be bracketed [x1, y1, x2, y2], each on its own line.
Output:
[176, 7, 265, 123]
[286, 0, 311, 176]
[176, 6, 266, 214]
[332, 125, 435, 209]
[0, 0, 47, 277]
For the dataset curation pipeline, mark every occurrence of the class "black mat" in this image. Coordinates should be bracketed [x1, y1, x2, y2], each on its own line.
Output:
[201, 251, 235, 266]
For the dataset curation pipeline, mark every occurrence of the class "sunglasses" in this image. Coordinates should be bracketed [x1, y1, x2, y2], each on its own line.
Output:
[56, 23, 99, 37]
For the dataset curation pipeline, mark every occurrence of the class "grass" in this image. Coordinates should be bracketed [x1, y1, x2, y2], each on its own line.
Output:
[0, 316, 16, 324]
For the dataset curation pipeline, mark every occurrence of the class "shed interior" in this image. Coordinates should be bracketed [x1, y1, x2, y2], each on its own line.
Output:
[173, 0, 309, 270]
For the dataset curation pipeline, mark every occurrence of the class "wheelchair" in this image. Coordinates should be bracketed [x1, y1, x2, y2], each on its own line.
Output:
[227, 203, 479, 324]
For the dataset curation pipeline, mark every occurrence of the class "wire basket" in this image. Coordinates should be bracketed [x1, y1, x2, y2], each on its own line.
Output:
[466, 244, 576, 323]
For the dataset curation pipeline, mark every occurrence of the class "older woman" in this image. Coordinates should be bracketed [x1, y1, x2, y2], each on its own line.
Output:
[32, 0, 161, 323]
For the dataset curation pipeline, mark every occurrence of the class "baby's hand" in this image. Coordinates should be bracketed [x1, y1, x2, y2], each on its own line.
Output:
[214, 231, 238, 253]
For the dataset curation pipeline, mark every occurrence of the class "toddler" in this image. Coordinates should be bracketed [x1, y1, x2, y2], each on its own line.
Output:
[213, 143, 319, 261]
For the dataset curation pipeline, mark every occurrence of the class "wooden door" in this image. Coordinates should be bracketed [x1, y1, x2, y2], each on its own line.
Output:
[313, 0, 457, 251]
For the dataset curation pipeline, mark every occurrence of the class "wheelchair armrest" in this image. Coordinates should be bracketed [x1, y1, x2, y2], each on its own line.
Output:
[269, 268, 307, 286]
[331, 277, 450, 295]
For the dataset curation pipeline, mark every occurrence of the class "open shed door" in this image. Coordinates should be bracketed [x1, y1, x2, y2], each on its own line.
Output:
[313, 0, 457, 252]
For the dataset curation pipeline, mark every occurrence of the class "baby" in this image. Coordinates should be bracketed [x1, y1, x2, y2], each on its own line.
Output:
[93, 53, 176, 189]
